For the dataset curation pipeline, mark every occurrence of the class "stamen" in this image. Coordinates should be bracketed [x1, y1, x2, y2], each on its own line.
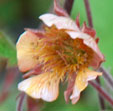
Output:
[36, 26, 93, 77]
[56, 50, 68, 65]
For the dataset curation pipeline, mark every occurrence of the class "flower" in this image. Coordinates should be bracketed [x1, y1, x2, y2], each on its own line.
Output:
[16, 0, 104, 104]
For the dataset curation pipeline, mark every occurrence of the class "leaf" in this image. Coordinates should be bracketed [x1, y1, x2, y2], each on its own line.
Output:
[0, 32, 17, 66]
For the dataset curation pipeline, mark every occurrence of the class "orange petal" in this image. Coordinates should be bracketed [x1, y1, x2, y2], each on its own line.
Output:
[39, 13, 79, 31]
[70, 68, 102, 104]
[16, 31, 39, 72]
[18, 73, 60, 102]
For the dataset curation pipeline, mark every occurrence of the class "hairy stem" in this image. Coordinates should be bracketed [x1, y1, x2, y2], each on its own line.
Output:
[83, 0, 106, 109]
[89, 81, 113, 106]
[64, 0, 74, 15]
[16, 93, 26, 111]
[64, 0, 113, 107]
[96, 77, 105, 109]
[99, 66, 113, 90]
[84, 0, 93, 28]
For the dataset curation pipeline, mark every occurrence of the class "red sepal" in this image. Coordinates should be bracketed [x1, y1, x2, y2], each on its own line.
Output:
[54, 0, 69, 17]
[64, 73, 76, 103]
[95, 37, 99, 44]
[23, 64, 43, 79]
[75, 14, 80, 28]
[82, 22, 96, 38]
[25, 28, 45, 39]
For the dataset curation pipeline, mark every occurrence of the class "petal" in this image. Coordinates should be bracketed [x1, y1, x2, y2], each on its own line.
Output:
[66, 31, 104, 68]
[66, 31, 99, 53]
[18, 73, 60, 102]
[39, 13, 79, 31]
[16, 31, 39, 72]
[70, 68, 102, 104]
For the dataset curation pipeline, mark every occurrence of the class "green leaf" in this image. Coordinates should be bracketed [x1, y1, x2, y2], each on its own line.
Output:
[0, 32, 16, 66]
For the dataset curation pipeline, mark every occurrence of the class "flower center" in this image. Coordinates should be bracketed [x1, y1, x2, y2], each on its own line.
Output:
[37, 26, 93, 74]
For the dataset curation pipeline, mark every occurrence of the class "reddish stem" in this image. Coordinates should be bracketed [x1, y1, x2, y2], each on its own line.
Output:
[96, 77, 105, 109]
[83, 0, 106, 108]
[99, 66, 113, 90]
[89, 81, 113, 106]
[64, 0, 74, 15]
[84, 0, 113, 91]
[17, 93, 25, 111]
[84, 0, 93, 28]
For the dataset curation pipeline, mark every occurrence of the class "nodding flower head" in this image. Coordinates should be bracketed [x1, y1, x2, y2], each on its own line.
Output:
[16, 0, 104, 104]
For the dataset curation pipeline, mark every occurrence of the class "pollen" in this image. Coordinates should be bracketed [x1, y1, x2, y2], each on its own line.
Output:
[37, 26, 94, 77]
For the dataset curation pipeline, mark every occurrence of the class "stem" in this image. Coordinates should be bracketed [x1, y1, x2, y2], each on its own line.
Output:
[16, 92, 25, 111]
[89, 81, 113, 106]
[84, 0, 93, 28]
[96, 77, 105, 109]
[64, 0, 74, 15]
[84, 0, 106, 109]
[64, 0, 113, 108]
[84, 0, 113, 89]
[99, 66, 113, 90]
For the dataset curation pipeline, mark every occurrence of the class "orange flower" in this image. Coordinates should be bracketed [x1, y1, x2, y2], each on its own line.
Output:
[16, 0, 104, 104]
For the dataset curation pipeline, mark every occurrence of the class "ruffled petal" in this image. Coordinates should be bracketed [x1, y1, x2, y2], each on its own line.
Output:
[70, 68, 102, 104]
[66, 31, 104, 68]
[39, 13, 79, 31]
[18, 73, 60, 102]
[16, 31, 39, 72]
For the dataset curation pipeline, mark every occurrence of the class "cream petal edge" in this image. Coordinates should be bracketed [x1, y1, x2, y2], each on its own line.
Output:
[18, 74, 60, 102]
[39, 13, 79, 31]
[16, 31, 39, 72]
[66, 31, 104, 62]
[70, 69, 102, 104]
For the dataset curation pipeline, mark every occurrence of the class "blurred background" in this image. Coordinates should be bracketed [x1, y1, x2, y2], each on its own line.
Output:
[0, 0, 52, 41]
[0, 0, 113, 111]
